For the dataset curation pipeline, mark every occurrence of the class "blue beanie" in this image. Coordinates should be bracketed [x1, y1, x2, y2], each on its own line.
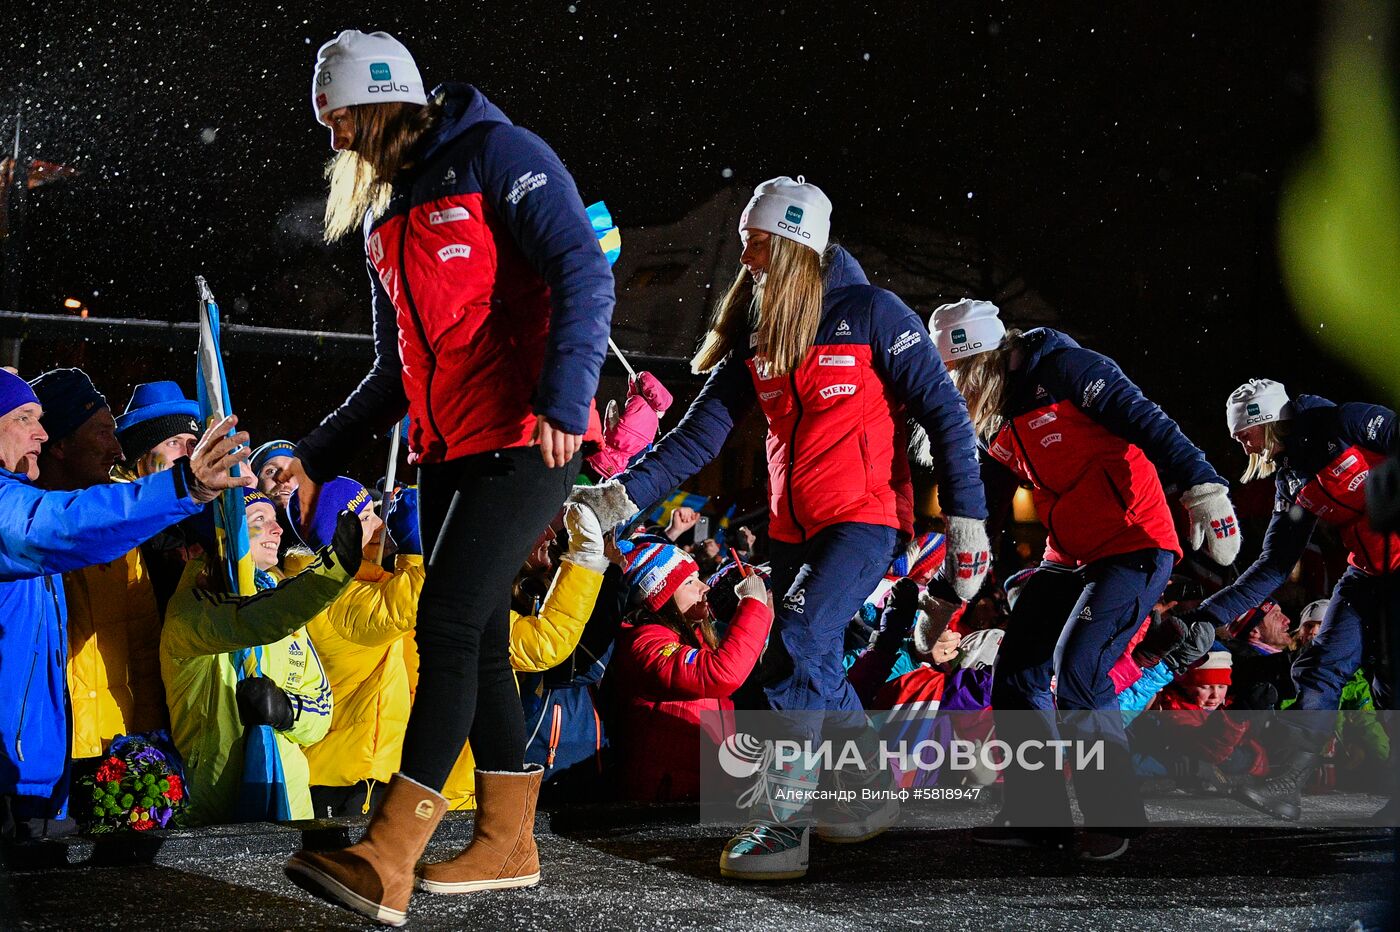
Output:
[28, 368, 108, 445]
[0, 369, 40, 419]
[251, 439, 296, 476]
[288, 476, 372, 549]
[383, 486, 421, 555]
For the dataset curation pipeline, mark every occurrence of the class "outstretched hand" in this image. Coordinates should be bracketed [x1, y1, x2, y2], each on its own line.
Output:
[186, 415, 255, 504]
[275, 457, 319, 534]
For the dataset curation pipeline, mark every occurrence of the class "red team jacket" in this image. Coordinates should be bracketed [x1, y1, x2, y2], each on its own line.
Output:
[297, 84, 611, 478]
[610, 597, 772, 803]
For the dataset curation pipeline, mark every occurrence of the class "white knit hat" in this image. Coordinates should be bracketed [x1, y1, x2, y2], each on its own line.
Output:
[929, 299, 1006, 363]
[1226, 378, 1292, 436]
[1298, 599, 1328, 627]
[738, 176, 832, 255]
[313, 30, 427, 120]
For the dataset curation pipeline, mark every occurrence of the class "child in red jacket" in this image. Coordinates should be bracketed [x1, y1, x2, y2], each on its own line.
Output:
[610, 539, 772, 803]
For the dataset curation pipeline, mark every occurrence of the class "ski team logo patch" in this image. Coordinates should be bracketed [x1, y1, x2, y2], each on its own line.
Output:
[785, 205, 804, 224]
[507, 170, 548, 204]
[370, 62, 392, 81]
[759, 389, 783, 402]
[836, 319, 852, 336]
[1028, 411, 1057, 430]
[437, 244, 472, 262]
[819, 383, 857, 400]
[1246, 402, 1261, 416]
[951, 328, 968, 345]
[368, 232, 384, 264]
[818, 354, 856, 367]
[429, 206, 471, 225]
[889, 330, 921, 355]
[657, 642, 682, 658]
[1039, 432, 1063, 447]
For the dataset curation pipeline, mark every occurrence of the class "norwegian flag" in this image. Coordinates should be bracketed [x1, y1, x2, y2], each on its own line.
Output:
[1211, 515, 1238, 539]
[956, 550, 990, 579]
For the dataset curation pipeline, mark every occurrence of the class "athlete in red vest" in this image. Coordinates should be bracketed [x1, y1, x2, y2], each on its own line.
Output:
[1181, 379, 1398, 822]
[929, 298, 1240, 861]
[574, 176, 989, 881]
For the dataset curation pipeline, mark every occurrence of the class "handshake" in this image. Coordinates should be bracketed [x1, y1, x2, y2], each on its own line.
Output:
[1132, 610, 1220, 675]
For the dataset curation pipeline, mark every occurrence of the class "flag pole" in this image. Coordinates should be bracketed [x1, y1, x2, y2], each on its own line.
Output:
[376, 420, 402, 567]
[608, 336, 637, 381]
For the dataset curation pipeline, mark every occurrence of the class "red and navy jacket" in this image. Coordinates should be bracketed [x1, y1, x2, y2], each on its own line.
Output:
[1197, 395, 1399, 625]
[981, 328, 1223, 565]
[297, 84, 613, 477]
[610, 597, 771, 802]
[621, 247, 986, 544]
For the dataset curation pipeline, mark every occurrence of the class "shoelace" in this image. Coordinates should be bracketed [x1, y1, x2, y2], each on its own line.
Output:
[732, 820, 802, 852]
[734, 742, 778, 814]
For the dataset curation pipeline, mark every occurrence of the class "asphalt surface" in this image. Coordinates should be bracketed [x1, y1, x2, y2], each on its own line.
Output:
[5, 797, 1395, 931]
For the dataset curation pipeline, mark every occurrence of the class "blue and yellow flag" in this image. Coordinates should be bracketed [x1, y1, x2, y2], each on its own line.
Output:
[643, 490, 708, 528]
[195, 276, 256, 597]
[587, 200, 622, 266]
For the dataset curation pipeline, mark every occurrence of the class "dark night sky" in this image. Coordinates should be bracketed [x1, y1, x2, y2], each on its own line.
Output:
[6, 1, 1365, 478]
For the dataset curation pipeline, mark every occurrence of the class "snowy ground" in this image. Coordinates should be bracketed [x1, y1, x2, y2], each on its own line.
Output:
[7, 797, 1394, 930]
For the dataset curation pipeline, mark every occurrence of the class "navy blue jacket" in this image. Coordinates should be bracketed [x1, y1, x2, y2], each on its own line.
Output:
[1199, 394, 1398, 623]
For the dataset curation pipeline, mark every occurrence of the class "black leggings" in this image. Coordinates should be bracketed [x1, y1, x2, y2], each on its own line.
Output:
[399, 447, 579, 790]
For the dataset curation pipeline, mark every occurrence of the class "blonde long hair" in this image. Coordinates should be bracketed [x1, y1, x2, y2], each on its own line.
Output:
[323, 100, 440, 242]
[1240, 421, 1288, 483]
[948, 329, 1025, 443]
[691, 237, 826, 377]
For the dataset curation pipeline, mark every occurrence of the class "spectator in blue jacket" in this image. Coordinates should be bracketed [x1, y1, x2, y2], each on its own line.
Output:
[0, 368, 253, 839]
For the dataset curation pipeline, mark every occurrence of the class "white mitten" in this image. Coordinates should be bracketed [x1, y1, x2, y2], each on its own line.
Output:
[1180, 482, 1242, 566]
[562, 502, 608, 572]
[944, 515, 991, 601]
[567, 479, 640, 530]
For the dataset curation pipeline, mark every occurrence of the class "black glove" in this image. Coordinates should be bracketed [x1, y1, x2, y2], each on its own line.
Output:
[328, 508, 364, 576]
[871, 578, 919, 653]
[1163, 615, 1218, 676]
[1133, 612, 1188, 669]
[236, 675, 295, 731]
[1232, 681, 1280, 712]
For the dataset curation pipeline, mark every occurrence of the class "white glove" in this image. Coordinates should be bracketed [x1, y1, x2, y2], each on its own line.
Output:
[735, 572, 768, 604]
[1180, 482, 1242, 566]
[944, 515, 991, 602]
[561, 502, 607, 570]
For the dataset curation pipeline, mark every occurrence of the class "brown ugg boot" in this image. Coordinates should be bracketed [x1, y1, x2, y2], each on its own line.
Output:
[417, 765, 543, 894]
[285, 773, 446, 927]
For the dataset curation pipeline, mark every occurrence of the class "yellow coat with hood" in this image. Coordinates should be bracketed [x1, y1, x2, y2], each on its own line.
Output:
[65, 547, 168, 760]
[160, 551, 349, 825]
[302, 553, 425, 797]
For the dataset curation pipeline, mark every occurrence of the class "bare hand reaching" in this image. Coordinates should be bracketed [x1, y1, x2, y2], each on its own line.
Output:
[185, 415, 256, 504]
[532, 415, 583, 468]
[275, 456, 319, 533]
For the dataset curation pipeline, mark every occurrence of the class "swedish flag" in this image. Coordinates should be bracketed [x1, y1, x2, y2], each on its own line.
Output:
[587, 201, 622, 266]
[195, 276, 256, 597]
[644, 490, 708, 528]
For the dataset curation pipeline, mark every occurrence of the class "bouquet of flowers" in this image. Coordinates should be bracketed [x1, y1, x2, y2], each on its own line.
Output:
[74, 731, 189, 833]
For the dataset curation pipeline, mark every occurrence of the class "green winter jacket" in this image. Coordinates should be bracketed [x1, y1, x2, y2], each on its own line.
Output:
[161, 550, 350, 825]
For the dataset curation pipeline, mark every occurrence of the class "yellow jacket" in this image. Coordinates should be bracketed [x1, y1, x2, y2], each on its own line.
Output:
[303, 554, 424, 792]
[442, 557, 604, 810]
[161, 552, 349, 825]
[65, 547, 167, 760]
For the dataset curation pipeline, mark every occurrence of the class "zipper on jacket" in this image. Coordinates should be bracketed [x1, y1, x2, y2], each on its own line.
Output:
[396, 214, 448, 451]
[1104, 468, 1133, 514]
[1007, 418, 1061, 552]
[786, 371, 807, 541]
[15, 579, 58, 762]
[546, 705, 563, 768]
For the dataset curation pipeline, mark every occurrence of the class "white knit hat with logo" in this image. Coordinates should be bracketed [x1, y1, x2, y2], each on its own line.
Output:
[738, 176, 832, 255]
[312, 30, 427, 120]
[1226, 379, 1292, 436]
[929, 298, 1006, 363]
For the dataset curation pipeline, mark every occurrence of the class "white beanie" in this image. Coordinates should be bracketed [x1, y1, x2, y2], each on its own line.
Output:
[1298, 599, 1328, 627]
[738, 176, 832, 255]
[313, 30, 427, 120]
[1225, 378, 1292, 436]
[929, 298, 1006, 363]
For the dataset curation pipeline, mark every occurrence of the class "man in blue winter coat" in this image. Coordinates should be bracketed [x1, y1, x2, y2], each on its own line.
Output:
[0, 368, 254, 838]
